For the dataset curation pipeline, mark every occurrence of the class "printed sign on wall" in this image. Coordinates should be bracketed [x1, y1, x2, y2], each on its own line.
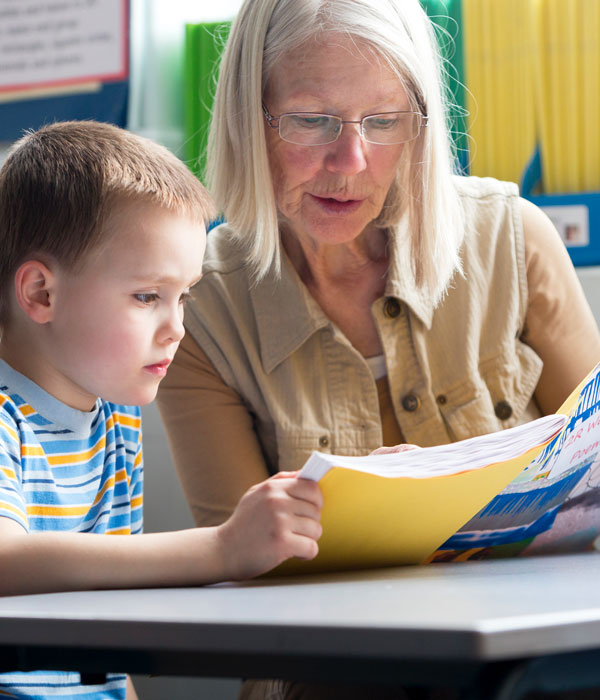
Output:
[0, 0, 128, 98]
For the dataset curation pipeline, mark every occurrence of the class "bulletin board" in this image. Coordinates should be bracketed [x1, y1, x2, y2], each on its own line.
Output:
[0, 0, 129, 140]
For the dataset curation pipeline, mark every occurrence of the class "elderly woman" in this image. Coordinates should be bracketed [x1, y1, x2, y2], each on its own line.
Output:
[158, 0, 600, 696]
[159, 0, 599, 528]
[159, 0, 599, 520]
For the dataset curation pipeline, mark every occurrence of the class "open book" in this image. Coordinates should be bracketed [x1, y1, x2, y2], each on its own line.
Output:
[273, 363, 600, 575]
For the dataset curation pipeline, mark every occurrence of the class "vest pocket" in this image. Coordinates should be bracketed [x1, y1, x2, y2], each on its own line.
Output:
[275, 428, 334, 472]
[434, 340, 543, 441]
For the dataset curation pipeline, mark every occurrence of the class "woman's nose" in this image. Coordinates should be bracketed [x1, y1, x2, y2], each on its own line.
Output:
[324, 123, 368, 175]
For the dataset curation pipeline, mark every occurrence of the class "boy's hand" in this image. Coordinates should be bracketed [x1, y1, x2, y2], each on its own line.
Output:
[216, 472, 323, 580]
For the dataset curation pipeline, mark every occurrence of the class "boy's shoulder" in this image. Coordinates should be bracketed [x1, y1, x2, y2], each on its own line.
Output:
[0, 381, 28, 427]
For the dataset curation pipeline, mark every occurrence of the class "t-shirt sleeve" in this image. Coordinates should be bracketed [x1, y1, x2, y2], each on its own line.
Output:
[0, 404, 28, 532]
[129, 433, 144, 534]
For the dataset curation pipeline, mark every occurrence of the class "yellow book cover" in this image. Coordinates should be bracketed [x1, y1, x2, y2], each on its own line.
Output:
[272, 363, 600, 576]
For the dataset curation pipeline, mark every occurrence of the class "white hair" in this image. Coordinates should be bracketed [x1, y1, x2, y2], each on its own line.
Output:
[207, 0, 464, 301]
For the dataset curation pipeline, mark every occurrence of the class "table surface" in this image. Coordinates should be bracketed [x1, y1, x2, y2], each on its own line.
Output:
[1, 551, 600, 665]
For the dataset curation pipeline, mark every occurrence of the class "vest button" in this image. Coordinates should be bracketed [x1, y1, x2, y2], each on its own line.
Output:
[494, 400, 513, 420]
[401, 393, 420, 412]
[383, 298, 402, 318]
[318, 435, 330, 448]
[436, 394, 448, 405]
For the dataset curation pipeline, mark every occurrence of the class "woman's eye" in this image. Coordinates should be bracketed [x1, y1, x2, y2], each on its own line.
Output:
[179, 291, 191, 304]
[134, 293, 158, 304]
[370, 117, 398, 130]
[291, 115, 330, 129]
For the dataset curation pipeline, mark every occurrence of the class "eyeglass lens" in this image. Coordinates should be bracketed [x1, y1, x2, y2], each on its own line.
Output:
[278, 113, 422, 145]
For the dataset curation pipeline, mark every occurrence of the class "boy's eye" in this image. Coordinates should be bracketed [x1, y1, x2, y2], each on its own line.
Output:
[134, 292, 159, 304]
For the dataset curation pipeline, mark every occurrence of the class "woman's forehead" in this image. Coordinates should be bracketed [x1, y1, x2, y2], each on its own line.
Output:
[264, 34, 408, 109]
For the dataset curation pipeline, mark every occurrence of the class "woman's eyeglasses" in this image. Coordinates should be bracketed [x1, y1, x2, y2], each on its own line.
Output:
[262, 103, 428, 146]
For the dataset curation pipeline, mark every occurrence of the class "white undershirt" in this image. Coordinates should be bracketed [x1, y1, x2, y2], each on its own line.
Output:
[365, 354, 387, 381]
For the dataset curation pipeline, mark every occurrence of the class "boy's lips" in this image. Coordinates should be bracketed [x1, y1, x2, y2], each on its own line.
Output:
[144, 359, 171, 376]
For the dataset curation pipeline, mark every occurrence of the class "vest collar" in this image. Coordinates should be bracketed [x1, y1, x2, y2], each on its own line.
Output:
[252, 232, 437, 373]
[251, 251, 330, 374]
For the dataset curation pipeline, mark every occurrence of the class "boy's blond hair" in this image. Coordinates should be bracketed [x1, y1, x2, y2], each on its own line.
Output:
[0, 120, 215, 324]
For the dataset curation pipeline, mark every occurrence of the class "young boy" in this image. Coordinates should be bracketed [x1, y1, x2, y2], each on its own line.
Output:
[0, 121, 322, 700]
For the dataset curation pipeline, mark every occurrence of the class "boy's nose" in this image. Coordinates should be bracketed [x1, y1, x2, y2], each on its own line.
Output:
[160, 308, 185, 344]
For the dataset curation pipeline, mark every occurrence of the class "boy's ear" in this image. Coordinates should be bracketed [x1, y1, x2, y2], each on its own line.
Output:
[14, 260, 56, 324]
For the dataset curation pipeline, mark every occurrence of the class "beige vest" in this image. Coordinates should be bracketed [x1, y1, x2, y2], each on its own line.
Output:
[184, 176, 543, 473]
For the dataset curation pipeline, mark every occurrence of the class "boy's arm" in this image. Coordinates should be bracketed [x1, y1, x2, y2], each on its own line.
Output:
[126, 676, 139, 700]
[0, 472, 322, 596]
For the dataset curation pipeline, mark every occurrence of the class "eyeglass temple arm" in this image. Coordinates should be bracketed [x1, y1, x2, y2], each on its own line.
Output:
[262, 103, 279, 128]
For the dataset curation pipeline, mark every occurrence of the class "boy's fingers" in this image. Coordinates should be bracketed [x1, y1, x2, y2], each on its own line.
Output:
[291, 514, 323, 541]
[286, 478, 323, 508]
[289, 532, 320, 561]
[289, 498, 321, 522]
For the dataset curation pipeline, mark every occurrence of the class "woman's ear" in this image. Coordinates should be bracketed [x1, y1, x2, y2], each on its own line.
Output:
[14, 260, 56, 324]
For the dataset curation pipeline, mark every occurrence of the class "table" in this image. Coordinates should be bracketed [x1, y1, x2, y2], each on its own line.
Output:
[2, 552, 600, 699]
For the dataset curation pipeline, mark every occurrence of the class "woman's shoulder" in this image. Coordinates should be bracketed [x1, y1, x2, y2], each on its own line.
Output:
[202, 222, 250, 277]
[452, 173, 520, 201]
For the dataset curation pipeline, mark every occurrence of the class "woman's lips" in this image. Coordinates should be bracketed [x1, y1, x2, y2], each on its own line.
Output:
[310, 194, 363, 214]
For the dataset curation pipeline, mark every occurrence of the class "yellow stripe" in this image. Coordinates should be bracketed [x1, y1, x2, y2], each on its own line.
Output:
[19, 404, 35, 417]
[92, 474, 116, 506]
[131, 495, 143, 509]
[0, 465, 16, 480]
[46, 436, 106, 466]
[27, 504, 91, 516]
[108, 528, 132, 535]
[27, 470, 129, 514]
[21, 444, 45, 457]
[114, 413, 142, 429]
[0, 421, 19, 443]
[1, 501, 27, 521]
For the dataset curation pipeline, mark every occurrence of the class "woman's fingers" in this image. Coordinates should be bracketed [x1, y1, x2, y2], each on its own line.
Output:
[370, 443, 421, 455]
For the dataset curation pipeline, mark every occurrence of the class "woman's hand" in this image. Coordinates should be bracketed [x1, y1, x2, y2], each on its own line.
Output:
[369, 444, 422, 455]
[216, 472, 323, 580]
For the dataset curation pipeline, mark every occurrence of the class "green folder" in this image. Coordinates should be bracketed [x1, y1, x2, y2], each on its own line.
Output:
[183, 21, 231, 182]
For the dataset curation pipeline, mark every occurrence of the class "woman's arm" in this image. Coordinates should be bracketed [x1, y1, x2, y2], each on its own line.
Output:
[521, 197, 600, 414]
[156, 332, 271, 526]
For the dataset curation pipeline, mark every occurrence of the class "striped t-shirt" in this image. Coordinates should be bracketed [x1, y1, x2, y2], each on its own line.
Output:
[0, 360, 143, 700]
